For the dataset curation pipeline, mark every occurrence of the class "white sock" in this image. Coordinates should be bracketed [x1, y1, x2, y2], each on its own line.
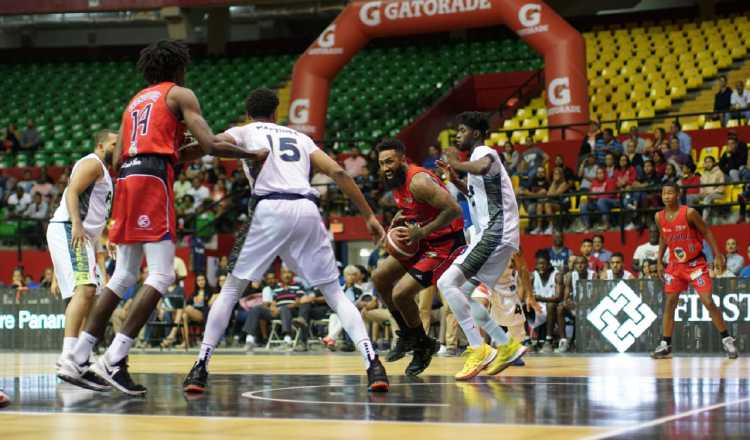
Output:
[469, 300, 509, 346]
[72, 331, 98, 364]
[245, 334, 255, 345]
[437, 266, 486, 349]
[318, 280, 375, 368]
[62, 337, 78, 356]
[106, 333, 134, 365]
[197, 274, 247, 366]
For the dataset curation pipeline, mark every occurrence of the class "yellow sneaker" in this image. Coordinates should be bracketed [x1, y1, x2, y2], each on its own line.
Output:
[454, 343, 497, 381]
[486, 337, 528, 376]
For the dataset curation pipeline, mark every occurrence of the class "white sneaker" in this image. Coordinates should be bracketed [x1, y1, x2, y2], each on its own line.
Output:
[56, 354, 111, 392]
[722, 336, 739, 359]
[530, 227, 543, 235]
[555, 338, 569, 353]
[244, 337, 256, 352]
[543, 226, 554, 235]
[625, 223, 637, 230]
[283, 335, 293, 346]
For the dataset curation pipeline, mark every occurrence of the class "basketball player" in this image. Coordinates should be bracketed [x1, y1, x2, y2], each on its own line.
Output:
[372, 138, 464, 376]
[58, 40, 263, 395]
[558, 255, 597, 352]
[436, 111, 528, 380]
[47, 130, 116, 390]
[532, 251, 563, 353]
[182, 88, 389, 393]
[651, 182, 738, 359]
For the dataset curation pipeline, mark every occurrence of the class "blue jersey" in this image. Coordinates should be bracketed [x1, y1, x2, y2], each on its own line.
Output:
[547, 247, 572, 272]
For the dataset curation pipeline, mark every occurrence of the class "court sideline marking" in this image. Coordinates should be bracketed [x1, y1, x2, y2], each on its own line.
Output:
[582, 397, 750, 439]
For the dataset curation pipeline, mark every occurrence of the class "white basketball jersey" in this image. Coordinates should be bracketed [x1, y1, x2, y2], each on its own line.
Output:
[533, 269, 558, 299]
[570, 269, 596, 299]
[51, 153, 112, 238]
[466, 146, 520, 249]
[603, 269, 635, 280]
[224, 122, 319, 197]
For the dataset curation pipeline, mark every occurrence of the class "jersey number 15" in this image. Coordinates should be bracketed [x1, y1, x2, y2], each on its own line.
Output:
[266, 135, 300, 162]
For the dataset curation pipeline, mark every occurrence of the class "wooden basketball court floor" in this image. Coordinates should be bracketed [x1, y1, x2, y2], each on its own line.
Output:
[1, 352, 749, 439]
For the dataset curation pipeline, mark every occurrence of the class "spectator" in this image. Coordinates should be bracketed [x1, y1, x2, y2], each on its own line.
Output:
[645, 127, 668, 153]
[719, 137, 749, 183]
[3, 124, 20, 154]
[542, 166, 571, 234]
[581, 238, 605, 273]
[235, 280, 264, 340]
[697, 156, 725, 223]
[632, 227, 661, 274]
[186, 176, 210, 209]
[640, 259, 659, 279]
[623, 127, 646, 154]
[11, 268, 29, 302]
[421, 145, 441, 170]
[714, 75, 733, 125]
[22, 192, 48, 220]
[600, 252, 635, 280]
[6, 186, 31, 216]
[631, 159, 663, 227]
[580, 120, 603, 157]
[20, 120, 41, 151]
[662, 163, 679, 185]
[603, 153, 617, 178]
[163, 273, 214, 349]
[731, 80, 750, 121]
[519, 165, 549, 234]
[243, 268, 306, 349]
[517, 145, 549, 186]
[553, 154, 576, 183]
[343, 147, 368, 177]
[31, 173, 55, 199]
[18, 170, 34, 193]
[593, 128, 623, 164]
[184, 161, 202, 179]
[652, 151, 668, 177]
[670, 120, 692, 156]
[311, 170, 335, 206]
[322, 265, 367, 350]
[532, 251, 563, 354]
[680, 163, 701, 205]
[580, 167, 617, 231]
[545, 231, 572, 272]
[296, 288, 332, 351]
[615, 155, 638, 229]
[578, 154, 598, 191]
[740, 244, 750, 277]
[174, 255, 188, 286]
[174, 173, 191, 201]
[664, 137, 693, 170]
[592, 235, 613, 263]
[501, 141, 520, 175]
[725, 238, 745, 276]
[624, 136, 644, 173]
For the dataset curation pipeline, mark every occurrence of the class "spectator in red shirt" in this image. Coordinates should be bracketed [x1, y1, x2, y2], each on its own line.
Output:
[580, 238, 605, 273]
[581, 167, 618, 230]
[652, 151, 667, 177]
[680, 162, 701, 205]
[615, 155, 639, 229]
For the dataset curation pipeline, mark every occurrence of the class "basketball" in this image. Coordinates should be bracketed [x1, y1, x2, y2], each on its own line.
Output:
[385, 226, 419, 259]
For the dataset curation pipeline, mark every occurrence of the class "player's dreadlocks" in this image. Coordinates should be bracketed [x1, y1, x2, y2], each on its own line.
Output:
[137, 40, 191, 85]
[245, 87, 279, 119]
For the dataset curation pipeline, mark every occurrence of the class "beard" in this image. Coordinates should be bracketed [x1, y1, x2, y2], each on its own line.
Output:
[381, 166, 407, 191]
[103, 150, 114, 166]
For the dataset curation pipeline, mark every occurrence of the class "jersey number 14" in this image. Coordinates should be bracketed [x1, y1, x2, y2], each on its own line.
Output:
[128, 104, 152, 156]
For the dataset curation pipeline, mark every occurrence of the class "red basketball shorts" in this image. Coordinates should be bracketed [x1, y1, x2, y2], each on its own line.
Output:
[663, 255, 712, 295]
[398, 231, 466, 288]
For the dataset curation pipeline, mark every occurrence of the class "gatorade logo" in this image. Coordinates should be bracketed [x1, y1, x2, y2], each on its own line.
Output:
[517, 3, 548, 36]
[360, 0, 492, 27]
[547, 77, 581, 116]
[289, 99, 310, 124]
[308, 24, 343, 55]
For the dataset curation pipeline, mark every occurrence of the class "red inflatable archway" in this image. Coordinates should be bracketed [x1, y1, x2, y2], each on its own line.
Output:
[288, 0, 588, 143]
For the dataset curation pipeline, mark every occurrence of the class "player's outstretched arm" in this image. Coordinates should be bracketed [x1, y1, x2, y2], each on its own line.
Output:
[311, 150, 384, 244]
[171, 87, 260, 160]
[687, 207, 725, 273]
[65, 158, 104, 250]
[436, 159, 469, 194]
[445, 147, 493, 176]
[407, 173, 462, 243]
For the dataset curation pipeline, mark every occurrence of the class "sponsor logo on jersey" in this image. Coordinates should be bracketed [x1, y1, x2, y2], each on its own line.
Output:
[360, 0, 492, 27]
[137, 215, 151, 229]
[587, 281, 657, 353]
[547, 77, 581, 116]
[517, 3, 549, 36]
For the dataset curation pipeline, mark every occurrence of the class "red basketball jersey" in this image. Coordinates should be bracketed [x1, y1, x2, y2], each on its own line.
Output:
[392, 164, 463, 241]
[120, 82, 185, 163]
[657, 205, 704, 263]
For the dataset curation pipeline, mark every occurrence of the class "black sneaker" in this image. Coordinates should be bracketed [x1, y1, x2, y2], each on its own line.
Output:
[405, 334, 440, 376]
[183, 361, 209, 393]
[386, 329, 415, 362]
[91, 356, 146, 396]
[650, 341, 672, 359]
[367, 356, 389, 392]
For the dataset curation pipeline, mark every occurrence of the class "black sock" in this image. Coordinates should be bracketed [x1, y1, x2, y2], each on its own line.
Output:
[389, 308, 409, 333]
[720, 331, 730, 339]
[662, 336, 672, 345]
[413, 325, 427, 339]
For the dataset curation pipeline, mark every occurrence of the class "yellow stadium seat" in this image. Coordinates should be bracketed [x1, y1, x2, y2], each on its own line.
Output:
[686, 75, 703, 89]
[654, 97, 672, 111]
[620, 120, 638, 132]
[533, 129, 549, 143]
[731, 45, 747, 59]
[511, 130, 528, 144]
[698, 146, 719, 165]
[670, 85, 687, 99]
[682, 121, 700, 131]
[522, 118, 540, 129]
[701, 64, 718, 78]
[719, 144, 728, 157]
[503, 119, 519, 130]
[727, 119, 740, 128]
[516, 108, 530, 119]
[490, 132, 509, 145]
[535, 108, 547, 118]
[696, 114, 707, 127]
[511, 175, 520, 191]
[704, 120, 722, 129]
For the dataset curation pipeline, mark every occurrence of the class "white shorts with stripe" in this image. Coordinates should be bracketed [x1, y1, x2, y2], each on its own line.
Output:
[46, 222, 99, 300]
[229, 198, 338, 286]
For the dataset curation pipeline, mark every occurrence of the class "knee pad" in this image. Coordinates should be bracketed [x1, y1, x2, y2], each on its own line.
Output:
[106, 270, 138, 298]
[144, 271, 175, 295]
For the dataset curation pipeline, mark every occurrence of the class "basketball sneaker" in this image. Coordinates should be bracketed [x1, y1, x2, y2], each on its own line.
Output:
[366, 356, 389, 392]
[183, 361, 209, 393]
[722, 336, 739, 359]
[386, 329, 415, 362]
[486, 338, 529, 375]
[455, 343, 497, 381]
[0, 389, 10, 408]
[405, 334, 441, 376]
[91, 355, 146, 396]
[650, 341, 672, 359]
[57, 354, 112, 392]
